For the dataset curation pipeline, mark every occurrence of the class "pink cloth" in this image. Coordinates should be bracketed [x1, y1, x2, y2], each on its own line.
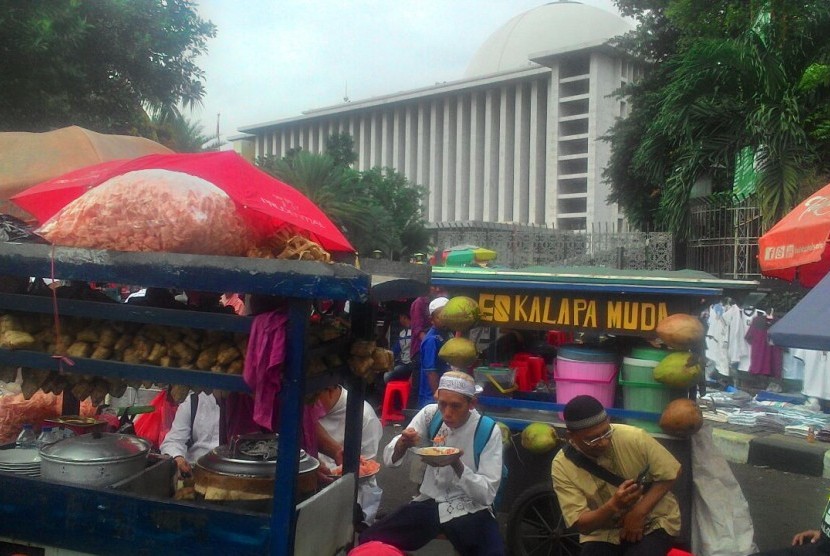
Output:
[243, 309, 289, 429]
[409, 295, 430, 358]
[745, 315, 783, 378]
[349, 541, 405, 556]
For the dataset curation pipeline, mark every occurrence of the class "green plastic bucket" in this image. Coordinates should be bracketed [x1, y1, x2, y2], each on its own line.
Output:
[621, 357, 658, 383]
[629, 346, 672, 362]
[618, 375, 685, 433]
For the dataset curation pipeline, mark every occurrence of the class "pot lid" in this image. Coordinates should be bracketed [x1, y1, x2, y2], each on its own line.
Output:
[196, 445, 319, 478]
[40, 432, 150, 463]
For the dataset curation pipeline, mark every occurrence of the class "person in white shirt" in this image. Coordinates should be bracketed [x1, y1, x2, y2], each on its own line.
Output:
[317, 385, 383, 524]
[358, 371, 505, 556]
[160, 392, 221, 477]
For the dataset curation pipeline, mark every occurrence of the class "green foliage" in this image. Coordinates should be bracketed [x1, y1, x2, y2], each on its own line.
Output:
[325, 132, 358, 168]
[606, 0, 830, 234]
[0, 0, 215, 135]
[256, 140, 430, 258]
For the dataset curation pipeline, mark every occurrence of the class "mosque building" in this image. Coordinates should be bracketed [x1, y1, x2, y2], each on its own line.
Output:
[235, 1, 635, 231]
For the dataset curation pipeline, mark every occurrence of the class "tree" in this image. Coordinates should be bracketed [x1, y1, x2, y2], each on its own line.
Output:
[257, 136, 430, 258]
[605, 0, 830, 233]
[149, 111, 220, 153]
[0, 0, 215, 135]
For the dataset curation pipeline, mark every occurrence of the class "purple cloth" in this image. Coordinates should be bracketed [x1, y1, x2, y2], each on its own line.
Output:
[243, 309, 289, 429]
[409, 296, 430, 358]
[746, 315, 783, 378]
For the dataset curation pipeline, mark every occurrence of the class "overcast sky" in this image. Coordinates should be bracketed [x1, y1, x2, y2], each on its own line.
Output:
[191, 0, 622, 144]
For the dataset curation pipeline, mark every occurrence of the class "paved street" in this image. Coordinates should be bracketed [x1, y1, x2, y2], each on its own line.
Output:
[371, 423, 830, 554]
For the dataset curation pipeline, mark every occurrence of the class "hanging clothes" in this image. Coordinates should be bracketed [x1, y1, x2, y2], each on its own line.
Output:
[705, 302, 730, 376]
[723, 304, 757, 373]
[794, 349, 830, 401]
[745, 315, 782, 378]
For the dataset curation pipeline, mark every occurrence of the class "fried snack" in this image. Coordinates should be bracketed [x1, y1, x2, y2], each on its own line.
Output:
[70, 380, 94, 402]
[195, 346, 219, 371]
[146, 343, 167, 364]
[89, 380, 109, 406]
[113, 334, 134, 353]
[307, 357, 326, 375]
[227, 360, 244, 375]
[170, 342, 196, 364]
[216, 345, 241, 366]
[98, 326, 118, 348]
[169, 384, 191, 404]
[36, 169, 253, 256]
[90, 346, 112, 360]
[0, 330, 36, 350]
[0, 314, 22, 334]
[247, 230, 332, 262]
[0, 365, 18, 383]
[65, 341, 92, 358]
[370, 348, 394, 372]
[75, 327, 99, 343]
[350, 340, 376, 358]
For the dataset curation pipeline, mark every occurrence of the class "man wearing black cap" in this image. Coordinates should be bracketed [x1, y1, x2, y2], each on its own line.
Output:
[552, 395, 682, 555]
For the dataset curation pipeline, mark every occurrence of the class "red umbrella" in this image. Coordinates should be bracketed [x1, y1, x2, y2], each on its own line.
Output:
[758, 181, 830, 286]
[11, 151, 354, 253]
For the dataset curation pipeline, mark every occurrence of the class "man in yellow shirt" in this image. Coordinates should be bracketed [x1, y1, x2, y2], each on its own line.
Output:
[551, 395, 682, 555]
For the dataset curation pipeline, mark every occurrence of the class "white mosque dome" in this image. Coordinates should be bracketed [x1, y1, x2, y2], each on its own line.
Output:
[465, 1, 633, 78]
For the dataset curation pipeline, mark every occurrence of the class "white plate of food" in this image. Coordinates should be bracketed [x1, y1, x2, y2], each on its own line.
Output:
[413, 446, 461, 466]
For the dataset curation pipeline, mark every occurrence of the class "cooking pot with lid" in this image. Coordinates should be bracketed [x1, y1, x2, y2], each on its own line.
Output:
[193, 433, 319, 511]
[40, 432, 151, 487]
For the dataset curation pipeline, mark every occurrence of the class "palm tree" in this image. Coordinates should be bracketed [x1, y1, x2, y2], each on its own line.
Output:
[629, 4, 830, 234]
[259, 151, 398, 255]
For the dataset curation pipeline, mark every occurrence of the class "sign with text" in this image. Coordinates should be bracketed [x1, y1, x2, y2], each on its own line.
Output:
[469, 291, 698, 335]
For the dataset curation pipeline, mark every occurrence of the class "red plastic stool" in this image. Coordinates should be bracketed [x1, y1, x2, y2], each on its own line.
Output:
[667, 549, 694, 556]
[381, 380, 411, 426]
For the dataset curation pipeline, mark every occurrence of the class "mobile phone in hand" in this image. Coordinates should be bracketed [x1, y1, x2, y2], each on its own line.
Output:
[635, 464, 650, 486]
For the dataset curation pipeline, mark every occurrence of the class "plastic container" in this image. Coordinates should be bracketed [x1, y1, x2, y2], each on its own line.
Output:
[36, 427, 57, 449]
[557, 345, 617, 363]
[621, 357, 659, 383]
[629, 346, 672, 362]
[618, 374, 685, 433]
[15, 424, 36, 449]
[474, 367, 517, 397]
[553, 357, 618, 410]
[555, 356, 617, 382]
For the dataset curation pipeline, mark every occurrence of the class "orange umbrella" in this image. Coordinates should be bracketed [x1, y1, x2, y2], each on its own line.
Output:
[758, 182, 830, 286]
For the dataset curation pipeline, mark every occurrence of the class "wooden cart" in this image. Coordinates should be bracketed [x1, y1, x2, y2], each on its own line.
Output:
[430, 265, 757, 555]
[0, 242, 427, 556]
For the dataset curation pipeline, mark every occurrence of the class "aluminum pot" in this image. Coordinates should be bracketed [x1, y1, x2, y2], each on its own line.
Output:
[193, 433, 319, 511]
[40, 432, 150, 487]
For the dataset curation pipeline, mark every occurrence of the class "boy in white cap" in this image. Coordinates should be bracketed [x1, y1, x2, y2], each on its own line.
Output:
[358, 371, 505, 556]
[416, 296, 450, 407]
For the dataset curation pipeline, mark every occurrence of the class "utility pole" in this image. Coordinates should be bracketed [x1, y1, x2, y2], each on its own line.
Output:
[216, 113, 221, 148]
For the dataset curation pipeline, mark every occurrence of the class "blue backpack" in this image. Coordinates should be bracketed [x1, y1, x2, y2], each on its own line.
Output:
[427, 411, 508, 509]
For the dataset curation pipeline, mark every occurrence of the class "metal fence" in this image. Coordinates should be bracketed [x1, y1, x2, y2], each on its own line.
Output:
[429, 221, 674, 270]
[685, 198, 762, 279]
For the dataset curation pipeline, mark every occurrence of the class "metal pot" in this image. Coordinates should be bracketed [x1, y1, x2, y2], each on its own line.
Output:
[194, 433, 319, 511]
[40, 432, 150, 487]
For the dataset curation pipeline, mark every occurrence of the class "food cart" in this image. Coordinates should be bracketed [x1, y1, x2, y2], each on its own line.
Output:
[430, 265, 758, 555]
[0, 242, 428, 556]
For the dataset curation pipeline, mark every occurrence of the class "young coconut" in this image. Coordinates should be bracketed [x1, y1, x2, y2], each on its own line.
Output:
[438, 337, 478, 368]
[521, 422, 558, 454]
[656, 313, 705, 350]
[659, 398, 703, 437]
[440, 296, 481, 332]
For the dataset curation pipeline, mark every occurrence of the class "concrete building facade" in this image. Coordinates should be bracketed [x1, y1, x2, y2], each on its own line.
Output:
[237, 2, 635, 231]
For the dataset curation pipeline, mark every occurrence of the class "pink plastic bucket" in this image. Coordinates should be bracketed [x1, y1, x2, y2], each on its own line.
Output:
[555, 357, 617, 382]
[553, 357, 618, 410]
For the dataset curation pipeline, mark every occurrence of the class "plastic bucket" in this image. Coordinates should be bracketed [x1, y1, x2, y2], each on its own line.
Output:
[474, 367, 517, 397]
[618, 375, 685, 432]
[555, 356, 617, 382]
[557, 345, 616, 364]
[629, 346, 672, 362]
[553, 365, 618, 410]
[621, 357, 659, 383]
